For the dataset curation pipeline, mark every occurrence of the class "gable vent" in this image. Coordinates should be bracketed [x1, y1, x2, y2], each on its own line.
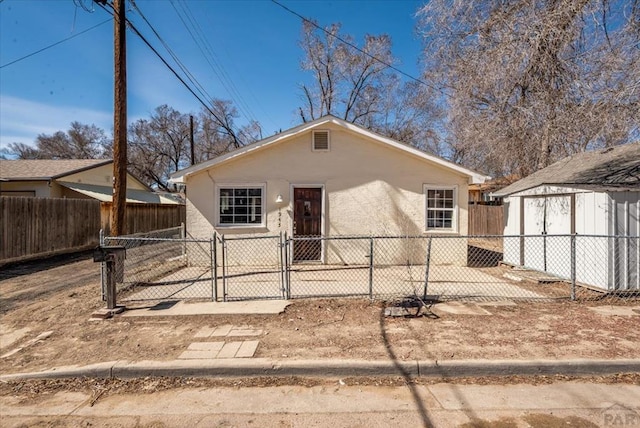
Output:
[313, 130, 330, 151]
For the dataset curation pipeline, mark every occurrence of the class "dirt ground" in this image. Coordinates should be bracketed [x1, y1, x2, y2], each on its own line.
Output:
[1, 253, 639, 378]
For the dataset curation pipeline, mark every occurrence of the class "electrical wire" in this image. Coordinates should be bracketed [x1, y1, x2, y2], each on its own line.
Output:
[129, 1, 213, 107]
[170, 0, 264, 141]
[270, 0, 438, 92]
[94, 1, 243, 143]
[171, 0, 259, 126]
[0, 18, 112, 69]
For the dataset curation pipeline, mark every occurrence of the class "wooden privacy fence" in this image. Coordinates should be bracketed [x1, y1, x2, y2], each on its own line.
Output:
[100, 202, 186, 236]
[1, 197, 101, 264]
[1, 196, 186, 265]
[469, 204, 504, 235]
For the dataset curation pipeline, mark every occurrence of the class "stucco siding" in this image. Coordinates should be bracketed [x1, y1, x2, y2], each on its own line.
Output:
[185, 124, 469, 266]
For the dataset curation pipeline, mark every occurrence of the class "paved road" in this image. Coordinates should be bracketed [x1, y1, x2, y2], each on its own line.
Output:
[2, 382, 639, 427]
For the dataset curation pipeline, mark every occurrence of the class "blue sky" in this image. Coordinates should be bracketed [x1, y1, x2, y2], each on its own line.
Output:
[0, 0, 426, 151]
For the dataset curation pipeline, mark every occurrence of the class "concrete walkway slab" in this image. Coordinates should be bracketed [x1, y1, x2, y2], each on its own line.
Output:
[187, 342, 225, 352]
[122, 300, 290, 317]
[235, 341, 259, 358]
[217, 342, 243, 359]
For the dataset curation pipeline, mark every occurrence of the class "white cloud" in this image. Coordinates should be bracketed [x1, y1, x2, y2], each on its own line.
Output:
[0, 95, 112, 149]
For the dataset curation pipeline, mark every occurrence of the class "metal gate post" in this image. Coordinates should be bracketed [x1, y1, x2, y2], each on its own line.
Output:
[278, 232, 285, 299]
[423, 236, 433, 300]
[211, 232, 217, 302]
[221, 235, 227, 302]
[181, 222, 186, 256]
[284, 232, 291, 299]
[570, 233, 576, 301]
[368, 236, 374, 299]
[99, 229, 105, 301]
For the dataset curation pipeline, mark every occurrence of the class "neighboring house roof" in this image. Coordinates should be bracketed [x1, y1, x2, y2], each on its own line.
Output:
[0, 159, 112, 180]
[494, 142, 640, 197]
[57, 182, 180, 205]
[0, 159, 181, 204]
[170, 115, 489, 184]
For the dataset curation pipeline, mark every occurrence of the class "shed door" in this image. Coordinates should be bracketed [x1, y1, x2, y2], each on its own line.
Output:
[544, 196, 572, 278]
[293, 187, 322, 261]
[523, 195, 572, 277]
[523, 197, 546, 271]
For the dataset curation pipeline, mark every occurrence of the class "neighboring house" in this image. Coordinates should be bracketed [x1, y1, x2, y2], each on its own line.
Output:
[468, 175, 516, 205]
[170, 115, 487, 265]
[494, 143, 640, 291]
[0, 159, 179, 204]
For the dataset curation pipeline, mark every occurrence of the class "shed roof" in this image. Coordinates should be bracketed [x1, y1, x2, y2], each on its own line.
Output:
[494, 143, 640, 197]
[169, 115, 489, 184]
[0, 159, 111, 180]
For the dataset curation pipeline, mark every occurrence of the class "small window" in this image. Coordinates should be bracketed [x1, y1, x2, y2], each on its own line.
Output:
[425, 186, 457, 231]
[312, 130, 330, 151]
[218, 185, 264, 226]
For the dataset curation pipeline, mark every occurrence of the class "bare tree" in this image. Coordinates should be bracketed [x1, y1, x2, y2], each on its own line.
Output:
[196, 99, 262, 163]
[6, 122, 110, 160]
[298, 20, 446, 154]
[298, 21, 395, 125]
[418, 0, 639, 178]
[128, 105, 191, 191]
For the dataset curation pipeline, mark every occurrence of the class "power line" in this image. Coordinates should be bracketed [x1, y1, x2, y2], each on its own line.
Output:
[270, 0, 437, 92]
[0, 18, 111, 69]
[172, 0, 260, 126]
[94, 1, 244, 143]
[127, 1, 252, 143]
[129, 1, 213, 107]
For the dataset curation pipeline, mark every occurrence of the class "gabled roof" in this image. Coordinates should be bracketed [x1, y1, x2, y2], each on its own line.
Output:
[494, 142, 640, 197]
[0, 159, 111, 180]
[170, 115, 488, 184]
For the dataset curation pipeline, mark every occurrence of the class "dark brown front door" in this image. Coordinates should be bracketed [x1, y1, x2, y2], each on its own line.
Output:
[293, 187, 322, 261]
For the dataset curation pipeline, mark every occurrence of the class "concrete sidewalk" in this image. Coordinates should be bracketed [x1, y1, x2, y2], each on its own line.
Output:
[2, 381, 639, 427]
[2, 357, 640, 382]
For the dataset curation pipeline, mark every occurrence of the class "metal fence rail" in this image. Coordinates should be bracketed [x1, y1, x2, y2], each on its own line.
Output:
[101, 230, 640, 304]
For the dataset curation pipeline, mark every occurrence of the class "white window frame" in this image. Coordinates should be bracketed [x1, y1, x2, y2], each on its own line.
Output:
[424, 184, 458, 233]
[312, 130, 330, 152]
[215, 183, 266, 228]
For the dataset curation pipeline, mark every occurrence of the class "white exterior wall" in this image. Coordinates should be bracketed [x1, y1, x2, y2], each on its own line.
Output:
[186, 124, 470, 266]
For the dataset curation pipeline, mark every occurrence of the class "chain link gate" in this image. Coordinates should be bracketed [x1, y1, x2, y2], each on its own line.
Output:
[221, 234, 285, 301]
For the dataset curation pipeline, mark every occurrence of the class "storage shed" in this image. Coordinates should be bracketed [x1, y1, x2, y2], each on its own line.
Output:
[494, 143, 640, 291]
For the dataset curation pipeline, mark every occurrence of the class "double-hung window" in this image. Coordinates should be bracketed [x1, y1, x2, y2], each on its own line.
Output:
[425, 185, 457, 231]
[218, 185, 264, 226]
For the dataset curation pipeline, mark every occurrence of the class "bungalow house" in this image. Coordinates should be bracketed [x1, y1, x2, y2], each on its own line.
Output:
[494, 143, 640, 291]
[170, 115, 487, 266]
[0, 159, 180, 204]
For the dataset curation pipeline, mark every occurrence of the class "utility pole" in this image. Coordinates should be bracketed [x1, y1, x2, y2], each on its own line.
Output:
[190, 115, 195, 166]
[111, 0, 127, 236]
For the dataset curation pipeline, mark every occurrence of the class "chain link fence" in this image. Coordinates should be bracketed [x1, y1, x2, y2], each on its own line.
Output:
[101, 229, 639, 304]
[102, 225, 215, 302]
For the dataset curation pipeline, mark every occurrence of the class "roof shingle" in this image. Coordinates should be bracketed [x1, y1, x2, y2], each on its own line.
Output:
[0, 159, 111, 180]
[494, 143, 640, 196]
